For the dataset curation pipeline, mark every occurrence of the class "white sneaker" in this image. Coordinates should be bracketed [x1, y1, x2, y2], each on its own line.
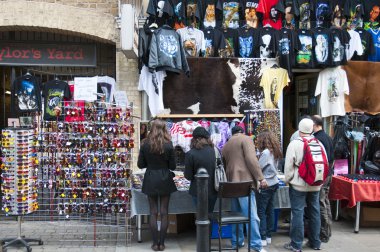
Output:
[261, 240, 267, 247]
[266, 237, 272, 245]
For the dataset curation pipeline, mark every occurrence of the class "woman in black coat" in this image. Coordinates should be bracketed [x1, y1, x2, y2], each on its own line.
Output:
[137, 119, 176, 251]
[184, 126, 218, 213]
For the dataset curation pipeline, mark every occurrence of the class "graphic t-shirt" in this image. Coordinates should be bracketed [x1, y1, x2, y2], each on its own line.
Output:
[11, 75, 42, 116]
[219, 28, 239, 57]
[344, 0, 364, 30]
[352, 27, 375, 61]
[257, 0, 282, 30]
[202, 27, 226, 57]
[147, 0, 169, 26]
[163, 0, 186, 24]
[177, 27, 206, 56]
[275, 0, 296, 29]
[363, 0, 380, 30]
[315, 0, 332, 28]
[277, 28, 301, 75]
[237, 27, 257, 57]
[331, 0, 347, 28]
[42, 80, 71, 121]
[330, 27, 351, 66]
[200, 0, 218, 28]
[242, 0, 261, 28]
[346, 29, 364, 60]
[296, 29, 314, 68]
[315, 66, 349, 117]
[368, 28, 380, 61]
[294, 0, 314, 30]
[183, 0, 201, 28]
[217, 0, 242, 29]
[260, 67, 290, 109]
[257, 26, 279, 58]
[312, 27, 333, 66]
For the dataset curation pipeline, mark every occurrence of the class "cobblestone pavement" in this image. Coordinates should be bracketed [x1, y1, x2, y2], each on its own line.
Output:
[1, 217, 380, 251]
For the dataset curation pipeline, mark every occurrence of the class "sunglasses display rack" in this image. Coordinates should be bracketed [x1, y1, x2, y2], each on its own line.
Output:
[32, 103, 134, 246]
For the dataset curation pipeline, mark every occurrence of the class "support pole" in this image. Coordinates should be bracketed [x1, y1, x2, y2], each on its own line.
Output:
[195, 168, 209, 252]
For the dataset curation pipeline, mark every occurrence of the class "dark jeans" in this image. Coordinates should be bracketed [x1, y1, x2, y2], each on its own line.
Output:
[256, 184, 279, 240]
[289, 186, 321, 250]
[319, 175, 332, 241]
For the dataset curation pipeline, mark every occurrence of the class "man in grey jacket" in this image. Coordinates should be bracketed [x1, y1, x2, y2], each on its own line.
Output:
[284, 118, 324, 252]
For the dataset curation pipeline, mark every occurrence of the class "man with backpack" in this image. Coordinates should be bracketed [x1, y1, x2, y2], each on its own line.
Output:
[284, 118, 328, 252]
[312, 115, 334, 243]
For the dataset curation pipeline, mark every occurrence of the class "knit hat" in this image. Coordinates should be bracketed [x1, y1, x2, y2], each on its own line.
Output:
[192, 127, 210, 139]
[231, 126, 244, 135]
[298, 118, 314, 134]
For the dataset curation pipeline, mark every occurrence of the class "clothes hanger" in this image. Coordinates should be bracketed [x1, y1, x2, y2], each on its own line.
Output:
[271, 63, 279, 69]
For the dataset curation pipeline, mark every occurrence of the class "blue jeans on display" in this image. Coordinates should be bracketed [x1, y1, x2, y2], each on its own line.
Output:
[256, 184, 279, 240]
[231, 191, 262, 251]
[289, 186, 321, 250]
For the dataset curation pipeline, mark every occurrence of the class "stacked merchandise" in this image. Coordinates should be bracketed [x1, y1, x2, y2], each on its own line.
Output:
[37, 105, 134, 216]
[1, 128, 39, 215]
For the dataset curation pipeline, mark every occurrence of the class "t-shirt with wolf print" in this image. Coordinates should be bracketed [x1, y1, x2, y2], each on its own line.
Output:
[237, 27, 258, 57]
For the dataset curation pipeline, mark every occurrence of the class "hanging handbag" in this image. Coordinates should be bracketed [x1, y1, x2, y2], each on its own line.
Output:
[214, 147, 227, 191]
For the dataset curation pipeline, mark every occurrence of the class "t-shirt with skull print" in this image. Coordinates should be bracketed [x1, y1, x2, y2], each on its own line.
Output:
[312, 27, 333, 67]
[237, 27, 257, 57]
[42, 80, 71, 121]
[147, 0, 170, 26]
[257, 0, 283, 30]
[256, 26, 279, 58]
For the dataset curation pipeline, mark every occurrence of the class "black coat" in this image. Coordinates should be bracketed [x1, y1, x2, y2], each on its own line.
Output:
[137, 141, 177, 196]
[184, 145, 217, 197]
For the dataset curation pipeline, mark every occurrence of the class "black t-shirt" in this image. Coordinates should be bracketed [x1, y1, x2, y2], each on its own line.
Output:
[293, 0, 315, 30]
[11, 75, 42, 116]
[295, 29, 315, 68]
[163, 0, 186, 21]
[202, 27, 226, 57]
[147, 0, 169, 26]
[217, 0, 244, 29]
[352, 27, 376, 60]
[331, 0, 347, 28]
[315, 0, 332, 28]
[330, 27, 351, 66]
[344, 0, 364, 29]
[312, 27, 333, 67]
[198, 0, 220, 29]
[219, 28, 239, 57]
[256, 26, 279, 58]
[363, 0, 380, 30]
[237, 27, 257, 57]
[277, 28, 301, 75]
[276, 0, 297, 29]
[42, 80, 71, 121]
[241, 0, 261, 28]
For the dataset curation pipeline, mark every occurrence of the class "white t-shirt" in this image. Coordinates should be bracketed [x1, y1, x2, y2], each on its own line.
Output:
[346, 30, 363, 60]
[177, 27, 206, 57]
[315, 67, 349, 118]
[138, 65, 167, 117]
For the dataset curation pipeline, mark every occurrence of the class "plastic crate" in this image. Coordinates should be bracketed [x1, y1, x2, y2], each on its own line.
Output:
[211, 221, 232, 239]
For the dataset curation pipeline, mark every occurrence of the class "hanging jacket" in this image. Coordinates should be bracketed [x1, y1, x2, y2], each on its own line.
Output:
[148, 25, 190, 76]
[138, 23, 157, 73]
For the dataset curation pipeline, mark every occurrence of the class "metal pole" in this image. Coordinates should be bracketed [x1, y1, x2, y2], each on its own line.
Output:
[195, 168, 209, 252]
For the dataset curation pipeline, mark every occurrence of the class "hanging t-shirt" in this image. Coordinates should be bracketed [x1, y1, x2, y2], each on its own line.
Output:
[260, 67, 290, 109]
[42, 80, 71, 121]
[368, 28, 380, 61]
[217, 0, 242, 29]
[201, 0, 218, 28]
[257, 0, 282, 30]
[242, 0, 261, 28]
[352, 27, 375, 61]
[138, 66, 167, 117]
[331, 0, 347, 28]
[147, 0, 169, 26]
[330, 27, 351, 66]
[315, 0, 332, 28]
[312, 27, 333, 67]
[181, 0, 202, 28]
[315, 66, 349, 118]
[177, 27, 206, 56]
[275, 0, 297, 29]
[293, 0, 314, 30]
[346, 29, 364, 60]
[296, 29, 315, 68]
[163, 0, 186, 26]
[256, 26, 279, 58]
[219, 28, 239, 57]
[11, 75, 42, 116]
[97, 76, 115, 103]
[363, 0, 380, 30]
[277, 28, 301, 75]
[344, 0, 364, 30]
[202, 27, 226, 57]
[237, 27, 257, 57]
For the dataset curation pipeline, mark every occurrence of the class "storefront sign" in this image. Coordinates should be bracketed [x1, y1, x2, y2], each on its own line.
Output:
[0, 43, 96, 66]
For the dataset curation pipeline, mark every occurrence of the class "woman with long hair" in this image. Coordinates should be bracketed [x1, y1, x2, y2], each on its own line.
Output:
[184, 127, 218, 213]
[255, 130, 282, 247]
[137, 119, 177, 251]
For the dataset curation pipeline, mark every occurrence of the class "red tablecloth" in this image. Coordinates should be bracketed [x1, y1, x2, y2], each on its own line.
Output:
[329, 175, 380, 208]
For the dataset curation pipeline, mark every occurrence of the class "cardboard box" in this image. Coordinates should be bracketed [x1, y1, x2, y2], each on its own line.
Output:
[167, 214, 195, 234]
[360, 206, 380, 227]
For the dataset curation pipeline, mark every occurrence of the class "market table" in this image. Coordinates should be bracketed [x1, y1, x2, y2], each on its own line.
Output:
[329, 175, 380, 233]
[131, 186, 290, 242]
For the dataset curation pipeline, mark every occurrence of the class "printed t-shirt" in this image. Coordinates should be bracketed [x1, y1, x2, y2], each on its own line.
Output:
[257, 0, 282, 30]
[242, 0, 261, 28]
[201, 0, 218, 28]
[368, 28, 380, 61]
[312, 27, 333, 67]
[294, 0, 314, 30]
[346, 29, 364, 60]
[352, 27, 375, 61]
[315, 66, 349, 117]
[11, 75, 42, 116]
[315, 0, 332, 28]
[331, 0, 347, 28]
[202, 27, 226, 57]
[277, 28, 301, 75]
[260, 67, 290, 109]
[237, 27, 257, 57]
[296, 29, 314, 68]
[217, 0, 242, 29]
[330, 27, 350, 65]
[42, 80, 71, 121]
[177, 27, 206, 56]
[219, 28, 239, 57]
[257, 26, 279, 58]
[344, 0, 364, 30]
[275, 0, 296, 29]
